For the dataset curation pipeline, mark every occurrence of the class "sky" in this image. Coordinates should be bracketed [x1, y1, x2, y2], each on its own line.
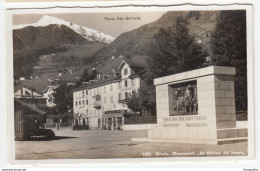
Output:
[13, 12, 166, 38]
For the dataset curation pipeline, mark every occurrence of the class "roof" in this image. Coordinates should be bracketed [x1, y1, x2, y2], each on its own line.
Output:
[42, 85, 59, 93]
[129, 69, 146, 79]
[72, 76, 121, 93]
[14, 84, 43, 95]
[72, 85, 89, 92]
[14, 98, 45, 115]
[118, 59, 146, 71]
[87, 76, 121, 89]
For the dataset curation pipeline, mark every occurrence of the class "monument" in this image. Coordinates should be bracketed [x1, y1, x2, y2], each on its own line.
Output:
[133, 66, 248, 145]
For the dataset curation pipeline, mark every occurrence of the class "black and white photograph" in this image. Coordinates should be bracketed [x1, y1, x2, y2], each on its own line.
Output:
[6, 5, 254, 163]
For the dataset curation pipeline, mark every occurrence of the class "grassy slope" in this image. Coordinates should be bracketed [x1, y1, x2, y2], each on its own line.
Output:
[21, 42, 106, 92]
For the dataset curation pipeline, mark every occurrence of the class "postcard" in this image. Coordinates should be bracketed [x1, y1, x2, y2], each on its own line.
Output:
[4, 2, 254, 166]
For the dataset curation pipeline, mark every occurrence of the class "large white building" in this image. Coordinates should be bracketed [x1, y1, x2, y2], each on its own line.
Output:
[73, 60, 145, 130]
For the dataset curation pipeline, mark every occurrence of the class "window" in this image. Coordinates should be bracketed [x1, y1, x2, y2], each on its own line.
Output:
[104, 96, 107, 103]
[86, 100, 88, 105]
[118, 93, 121, 100]
[86, 109, 88, 116]
[82, 90, 84, 94]
[76, 101, 78, 107]
[125, 92, 128, 99]
[86, 90, 88, 95]
[131, 79, 135, 86]
[25, 91, 30, 97]
[124, 68, 128, 75]
[79, 101, 81, 105]
[124, 80, 128, 87]
[82, 100, 84, 105]
[110, 95, 113, 102]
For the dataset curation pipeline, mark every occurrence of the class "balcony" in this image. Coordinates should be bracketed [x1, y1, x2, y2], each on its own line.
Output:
[104, 110, 125, 115]
[92, 94, 101, 101]
[93, 101, 101, 109]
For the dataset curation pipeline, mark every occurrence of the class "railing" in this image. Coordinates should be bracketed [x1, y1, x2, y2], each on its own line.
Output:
[93, 101, 101, 109]
[104, 110, 125, 114]
[92, 94, 101, 101]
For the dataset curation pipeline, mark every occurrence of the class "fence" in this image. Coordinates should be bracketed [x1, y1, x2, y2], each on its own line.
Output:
[45, 121, 73, 130]
[124, 114, 157, 125]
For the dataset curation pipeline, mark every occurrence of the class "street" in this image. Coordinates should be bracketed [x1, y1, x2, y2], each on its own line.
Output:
[15, 129, 248, 160]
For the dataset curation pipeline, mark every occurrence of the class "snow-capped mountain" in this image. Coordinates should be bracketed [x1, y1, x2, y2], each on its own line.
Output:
[13, 15, 115, 44]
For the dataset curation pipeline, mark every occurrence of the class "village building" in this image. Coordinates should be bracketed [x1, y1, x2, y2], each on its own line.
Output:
[72, 60, 145, 130]
[14, 85, 46, 105]
[14, 98, 45, 140]
[14, 84, 60, 107]
[42, 85, 59, 107]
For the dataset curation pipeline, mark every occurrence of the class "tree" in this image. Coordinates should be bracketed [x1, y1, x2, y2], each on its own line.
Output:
[146, 15, 206, 84]
[123, 90, 142, 115]
[210, 10, 247, 111]
[138, 83, 156, 115]
[75, 68, 98, 87]
[81, 69, 91, 82]
[174, 15, 206, 71]
[53, 83, 73, 114]
[140, 15, 206, 115]
[123, 83, 156, 116]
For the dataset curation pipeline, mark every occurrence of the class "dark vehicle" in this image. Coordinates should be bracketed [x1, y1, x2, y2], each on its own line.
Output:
[24, 121, 55, 140]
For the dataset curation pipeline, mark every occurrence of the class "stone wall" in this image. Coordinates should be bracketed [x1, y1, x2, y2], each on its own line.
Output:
[122, 124, 157, 130]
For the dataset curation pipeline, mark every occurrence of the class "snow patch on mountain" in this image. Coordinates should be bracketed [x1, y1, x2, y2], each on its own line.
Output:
[13, 15, 115, 44]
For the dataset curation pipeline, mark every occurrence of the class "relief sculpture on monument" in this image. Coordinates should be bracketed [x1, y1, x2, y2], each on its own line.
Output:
[171, 81, 198, 116]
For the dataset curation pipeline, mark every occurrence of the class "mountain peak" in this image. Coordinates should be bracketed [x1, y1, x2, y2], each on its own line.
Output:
[37, 15, 66, 26]
[13, 15, 115, 44]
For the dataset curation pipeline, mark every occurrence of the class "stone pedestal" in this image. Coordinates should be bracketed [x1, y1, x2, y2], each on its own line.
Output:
[133, 66, 247, 145]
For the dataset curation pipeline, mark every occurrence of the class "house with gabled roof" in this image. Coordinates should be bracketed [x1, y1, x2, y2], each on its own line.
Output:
[14, 85, 47, 106]
[42, 85, 59, 107]
[14, 85, 43, 99]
